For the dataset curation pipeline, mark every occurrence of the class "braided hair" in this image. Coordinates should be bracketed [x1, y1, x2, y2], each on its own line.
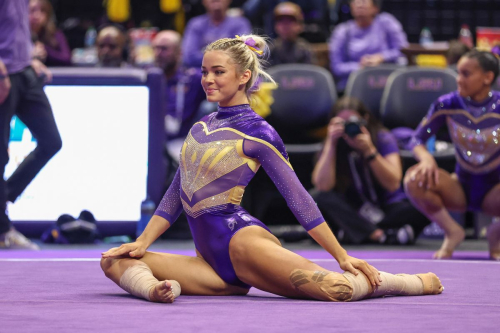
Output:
[205, 35, 275, 97]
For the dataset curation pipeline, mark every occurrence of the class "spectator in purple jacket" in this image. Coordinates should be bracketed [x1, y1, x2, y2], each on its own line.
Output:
[328, 0, 408, 92]
[29, 0, 71, 66]
[182, 0, 251, 68]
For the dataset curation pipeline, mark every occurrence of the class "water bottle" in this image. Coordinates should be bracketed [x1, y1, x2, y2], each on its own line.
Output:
[419, 27, 433, 47]
[136, 197, 156, 238]
[84, 26, 97, 48]
[426, 135, 436, 153]
[459, 24, 473, 48]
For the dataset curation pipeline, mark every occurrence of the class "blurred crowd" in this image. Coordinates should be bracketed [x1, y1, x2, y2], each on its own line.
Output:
[9, 0, 500, 253]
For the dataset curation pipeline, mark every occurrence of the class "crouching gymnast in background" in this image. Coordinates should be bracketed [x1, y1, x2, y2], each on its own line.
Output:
[101, 35, 443, 303]
[405, 49, 500, 260]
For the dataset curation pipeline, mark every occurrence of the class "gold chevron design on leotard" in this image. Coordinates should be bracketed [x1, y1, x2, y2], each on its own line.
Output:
[195, 121, 293, 170]
[180, 132, 246, 201]
[178, 121, 292, 215]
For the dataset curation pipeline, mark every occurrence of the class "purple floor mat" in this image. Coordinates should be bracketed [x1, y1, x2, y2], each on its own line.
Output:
[1, 250, 498, 332]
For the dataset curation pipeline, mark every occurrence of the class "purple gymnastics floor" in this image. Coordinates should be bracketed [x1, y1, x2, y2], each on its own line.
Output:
[1, 248, 498, 333]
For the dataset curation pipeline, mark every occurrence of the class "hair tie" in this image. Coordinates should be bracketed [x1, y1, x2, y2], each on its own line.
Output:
[236, 35, 264, 56]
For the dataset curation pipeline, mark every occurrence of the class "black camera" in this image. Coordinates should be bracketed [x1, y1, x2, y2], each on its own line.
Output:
[344, 116, 365, 138]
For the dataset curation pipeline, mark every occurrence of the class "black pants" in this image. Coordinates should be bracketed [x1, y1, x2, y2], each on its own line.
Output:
[312, 190, 430, 244]
[0, 67, 62, 233]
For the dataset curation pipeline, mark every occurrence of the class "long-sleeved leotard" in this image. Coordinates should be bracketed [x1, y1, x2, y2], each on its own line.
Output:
[154, 104, 325, 288]
[409, 91, 500, 211]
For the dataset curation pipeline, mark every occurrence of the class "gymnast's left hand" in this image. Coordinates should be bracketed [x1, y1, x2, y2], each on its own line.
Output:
[101, 241, 147, 259]
[338, 255, 381, 286]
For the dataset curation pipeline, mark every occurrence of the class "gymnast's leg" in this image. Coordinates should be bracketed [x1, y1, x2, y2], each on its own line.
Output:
[405, 167, 467, 259]
[229, 226, 443, 302]
[481, 183, 500, 260]
[100, 251, 249, 303]
[343, 270, 443, 301]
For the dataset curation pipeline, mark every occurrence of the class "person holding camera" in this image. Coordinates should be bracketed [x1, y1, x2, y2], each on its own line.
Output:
[312, 97, 429, 245]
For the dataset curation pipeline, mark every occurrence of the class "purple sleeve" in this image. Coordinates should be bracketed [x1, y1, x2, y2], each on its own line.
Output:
[243, 133, 325, 231]
[329, 23, 361, 79]
[376, 130, 400, 156]
[408, 100, 447, 150]
[45, 30, 71, 66]
[182, 18, 204, 68]
[377, 13, 408, 62]
[154, 168, 183, 225]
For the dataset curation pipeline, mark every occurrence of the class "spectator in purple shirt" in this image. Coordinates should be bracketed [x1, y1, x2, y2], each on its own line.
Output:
[311, 97, 429, 245]
[152, 30, 206, 161]
[328, 0, 408, 92]
[29, 0, 71, 66]
[0, 0, 62, 250]
[182, 0, 251, 68]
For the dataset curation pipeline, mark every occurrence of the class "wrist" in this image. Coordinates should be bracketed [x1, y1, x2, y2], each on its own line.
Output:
[135, 236, 149, 247]
[363, 146, 378, 158]
[334, 249, 349, 262]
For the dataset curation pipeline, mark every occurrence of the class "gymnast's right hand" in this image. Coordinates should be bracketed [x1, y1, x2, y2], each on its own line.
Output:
[409, 158, 439, 190]
[101, 241, 147, 258]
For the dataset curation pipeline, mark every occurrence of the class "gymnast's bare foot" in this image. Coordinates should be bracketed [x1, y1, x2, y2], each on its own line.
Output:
[433, 227, 465, 259]
[149, 280, 179, 303]
[487, 223, 500, 261]
[416, 273, 444, 295]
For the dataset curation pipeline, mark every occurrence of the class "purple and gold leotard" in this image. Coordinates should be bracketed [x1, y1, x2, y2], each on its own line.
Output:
[154, 104, 326, 288]
[410, 91, 500, 211]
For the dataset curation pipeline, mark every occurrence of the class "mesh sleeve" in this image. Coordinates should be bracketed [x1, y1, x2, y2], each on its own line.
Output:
[243, 138, 325, 231]
[154, 168, 183, 225]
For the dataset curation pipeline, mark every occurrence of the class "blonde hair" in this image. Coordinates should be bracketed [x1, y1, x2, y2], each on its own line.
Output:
[204, 34, 275, 98]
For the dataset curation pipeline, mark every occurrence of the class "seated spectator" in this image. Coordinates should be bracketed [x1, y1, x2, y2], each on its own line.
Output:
[29, 0, 71, 66]
[152, 30, 206, 160]
[311, 97, 430, 245]
[243, 0, 330, 42]
[328, 0, 408, 92]
[182, 0, 251, 68]
[95, 26, 129, 68]
[268, 2, 313, 67]
[404, 50, 500, 260]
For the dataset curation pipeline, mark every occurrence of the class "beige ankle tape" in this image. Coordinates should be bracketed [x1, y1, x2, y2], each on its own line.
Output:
[342, 270, 370, 301]
[289, 269, 353, 302]
[119, 262, 158, 301]
[343, 271, 424, 300]
[371, 272, 423, 298]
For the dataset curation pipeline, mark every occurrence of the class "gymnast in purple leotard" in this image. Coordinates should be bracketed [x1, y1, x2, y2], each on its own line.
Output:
[405, 49, 500, 261]
[153, 102, 327, 287]
[101, 35, 444, 303]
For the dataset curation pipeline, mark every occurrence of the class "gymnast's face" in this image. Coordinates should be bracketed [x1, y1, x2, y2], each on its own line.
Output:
[457, 56, 494, 100]
[201, 50, 250, 106]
